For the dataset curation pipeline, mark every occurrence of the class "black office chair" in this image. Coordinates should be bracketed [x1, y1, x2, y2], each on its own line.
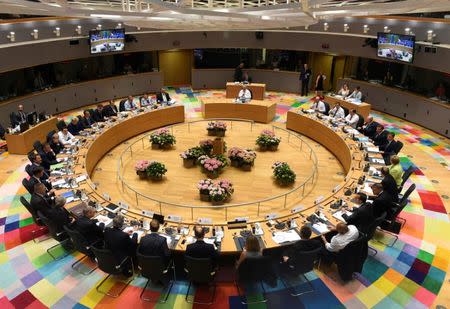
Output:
[22, 178, 33, 194]
[235, 256, 275, 305]
[33, 140, 43, 153]
[20, 196, 49, 242]
[280, 247, 321, 297]
[335, 235, 368, 281]
[137, 253, 175, 303]
[184, 256, 216, 305]
[46, 130, 56, 142]
[356, 114, 364, 128]
[63, 225, 98, 275]
[56, 120, 67, 131]
[25, 164, 34, 177]
[262, 243, 292, 263]
[119, 100, 126, 112]
[91, 245, 134, 298]
[365, 212, 387, 256]
[398, 165, 415, 193]
[37, 211, 72, 260]
[398, 183, 416, 208]
[394, 141, 404, 154]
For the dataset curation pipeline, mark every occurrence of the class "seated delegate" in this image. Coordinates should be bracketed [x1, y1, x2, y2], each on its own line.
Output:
[138, 219, 171, 264]
[30, 183, 54, 214]
[39, 143, 58, 170]
[379, 132, 399, 164]
[185, 225, 218, 266]
[25, 152, 50, 179]
[80, 110, 95, 129]
[237, 85, 252, 103]
[329, 103, 345, 119]
[388, 155, 404, 188]
[124, 96, 137, 111]
[282, 225, 322, 265]
[58, 128, 76, 146]
[358, 116, 379, 139]
[344, 109, 360, 129]
[380, 166, 399, 202]
[337, 83, 350, 97]
[370, 183, 394, 218]
[67, 117, 84, 136]
[372, 125, 388, 146]
[311, 96, 327, 114]
[342, 193, 374, 234]
[346, 86, 362, 101]
[235, 235, 262, 269]
[156, 88, 174, 105]
[43, 196, 73, 231]
[72, 206, 105, 245]
[320, 222, 359, 263]
[92, 104, 106, 122]
[103, 100, 118, 117]
[29, 166, 53, 193]
[49, 133, 65, 154]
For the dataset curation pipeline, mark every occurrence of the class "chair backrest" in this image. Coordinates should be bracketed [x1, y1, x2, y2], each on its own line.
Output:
[395, 141, 403, 154]
[336, 234, 367, 281]
[63, 225, 91, 256]
[342, 106, 349, 116]
[366, 212, 387, 240]
[91, 245, 123, 275]
[37, 210, 63, 240]
[22, 178, 33, 194]
[356, 114, 364, 128]
[400, 166, 414, 189]
[237, 256, 274, 284]
[137, 253, 167, 283]
[33, 140, 43, 153]
[119, 100, 126, 112]
[289, 247, 322, 275]
[20, 195, 40, 224]
[399, 183, 416, 205]
[184, 256, 215, 284]
[56, 120, 67, 131]
[46, 130, 56, 142]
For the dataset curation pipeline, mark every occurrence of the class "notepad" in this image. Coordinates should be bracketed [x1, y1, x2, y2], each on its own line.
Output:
[76, 175, 87, 183]
[312, 222, 330, 234]
[50, 163, 65, 171]
[95, 215, 112, 227]
[272, 230, 301, 244]
[366, 147, 380, 153]
[332, 210, 352, 222]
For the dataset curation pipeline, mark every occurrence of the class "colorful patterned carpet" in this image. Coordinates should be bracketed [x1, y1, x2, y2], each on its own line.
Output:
[0, 87, 449, 308]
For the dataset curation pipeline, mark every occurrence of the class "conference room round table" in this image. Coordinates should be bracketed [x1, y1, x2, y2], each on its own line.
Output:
[53, 105, 385, 254]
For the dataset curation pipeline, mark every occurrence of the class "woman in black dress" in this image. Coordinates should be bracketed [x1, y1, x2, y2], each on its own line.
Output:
[315, 72, 325, 95]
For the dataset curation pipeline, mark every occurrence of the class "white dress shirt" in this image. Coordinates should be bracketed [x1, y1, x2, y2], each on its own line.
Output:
[329, 106, 345, 119]
[311, 101, 326, 113]
[345, 113, 360, 128]
[58, 131, 75, 145]
[124, 99, 136, 111]
[347, 90, 362, 101]
[238, 89, 252, 100]
[325, 225, 359, 252]
[338, 89, 350, 97]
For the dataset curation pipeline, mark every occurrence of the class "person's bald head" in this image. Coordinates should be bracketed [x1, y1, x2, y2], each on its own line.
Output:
[336, 222, 349, 234]
[194, 225, 205, 239]
[71, 117, 79, 124]
[18, 105, 24, 111]
[366, 116, 373, 123]
[150, 219, 160, 232]
[83, 206, 96, 218]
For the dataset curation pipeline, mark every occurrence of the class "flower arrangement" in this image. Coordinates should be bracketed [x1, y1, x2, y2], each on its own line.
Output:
[228, 147, 256, 169]
[241, 150, 257, 166]
[256, 130, 281, 151]
[272, 161, 296, 185]
[206, 121, 227, 137]
[150, 128, 176, 149]
[197, 179, 234, 204]
[202, 158, 224, 178]
[180, 147, 205, 167]
[199, 139, 214, 154]
[146, 161, 167, 180]
[135, 160, 151, 172]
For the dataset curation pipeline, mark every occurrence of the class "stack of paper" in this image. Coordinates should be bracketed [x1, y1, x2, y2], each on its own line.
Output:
[333, 210, 352, 222]
[272, 230, 301, 244]
[312, 222, 330, 234]
[95, 215, 113, 227]
[366, 147, 380, 153]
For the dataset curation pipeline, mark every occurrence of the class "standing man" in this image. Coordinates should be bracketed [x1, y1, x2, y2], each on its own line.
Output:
[11, 104, 27, 127]
[234, 62, 244, 82]
[299, 64, 312, 97]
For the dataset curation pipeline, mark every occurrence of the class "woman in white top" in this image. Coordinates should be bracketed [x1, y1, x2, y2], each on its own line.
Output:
[321, 222, 359, 252]
[338, 83, 350, 97]
[345, 109, 360, 129]
[58, 128, 75, 146]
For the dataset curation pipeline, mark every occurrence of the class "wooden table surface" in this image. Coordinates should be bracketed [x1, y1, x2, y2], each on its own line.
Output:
[5, 117, 58, 155]
[226, 82, 266, 100]
[323, 96, 371, 119]
[61, 107, 383, 254]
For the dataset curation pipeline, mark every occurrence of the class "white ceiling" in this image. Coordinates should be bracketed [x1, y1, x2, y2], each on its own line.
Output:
[0, 0, 448, 30]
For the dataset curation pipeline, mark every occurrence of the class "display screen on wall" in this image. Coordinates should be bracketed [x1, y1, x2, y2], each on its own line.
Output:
[89, 29, 125, 54]
[377, 32, 415, 63]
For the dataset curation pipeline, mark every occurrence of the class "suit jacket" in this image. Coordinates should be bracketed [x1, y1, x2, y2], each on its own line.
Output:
[138, 233, 170, 260]
[104, 227, 138, 262]
[92, 109, 105, 122]
[371, 191, 394, 218]
[30, 192, 53, 214]
[186, 240, 218, 264]
[343, 203, 374, 234]
[72, 216, 104, 245]
[11, 111, 27, 127]
[80, 116, 95, 129]
[29, 175, 52, 192]
[284, 238, 322, 259]
[156, 92, 171, 103]
[380, 140, 398, 156]
[67, 122, 84, 136]
[50, 140, 64, 155]
[381, 174, 399, 203]
[362, 121, 379, 139]
[25, 163, 49, 179]
[372, 130, 388, 146]
[103, 105, 118, 117]
[39, 150, 58, 170]
[44, 207, 72, 231]
[234, 67, 243, 82]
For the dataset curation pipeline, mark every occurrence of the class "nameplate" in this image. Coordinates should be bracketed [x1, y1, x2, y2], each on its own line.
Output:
[118, 201, 129, 210]
[291, 205, 304, 213]
[102, 193, 111, 201]
[167, 215, 182, 222]
[332, 185, 341, 193]
[233, 217, 249, 222]
[315, 196, 324, 205]
[265, 213, 278, 220]
[142, 210, 154, 217]
[198, 218, 212, 224]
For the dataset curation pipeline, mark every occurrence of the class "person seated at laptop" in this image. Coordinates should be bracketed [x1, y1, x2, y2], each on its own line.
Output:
[320, 223, 359, 264]
[124, 96, 137, 111]
[30, 183, 54, 214]
[58, 128, 76, 146]
[156, 89, 173, 105]
[342, 193, 374, 234]
[26, 152, 50, 179]
[311, 96, 327, 114]
[235, 235, 262, 269]
[92, 104, 106, 122]
[138, 219, 171, 264]
[237, 85, 252, 102]
[72, 206, 104, 245]
[140, 94, 154, 108]
[39, 143, 58, 170]
[103, 100, 118, 118]
[358, 116, 379, 139]
[185, 225, 218, 266]
[80, 110, 95, 129]
[29, 166, 54, 194]
[67, 117, 84, 136]
[43, 196, 74, 231]
[328, 103, 345, 119]
[337, 83, 350, 97]
[346, 86, 362, 101]
[282, 225, 322, 266]
[345, 109, 360, 129]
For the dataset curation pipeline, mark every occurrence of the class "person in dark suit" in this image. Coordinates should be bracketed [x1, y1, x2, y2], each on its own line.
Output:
[67, 117, 84, 136]
[358, 116, 379, 139]
[299, 63, 312, 96]
[10, 104, 27, 127]
[380, 167, 399, 203]
[39, 143, 58, 170]
[103, 100, 118, 117]
[49, 132, 64, 154]
[380, 132, 399, 165]
[72, 205, 104, 245]
[92, 104, 106, 122]
[138, 219, 170, 263]
[26, 153, 50, 179]
[156, 89, 172, 104]
[234, 62, 244, 82]
[29, 166, 53, 193]
[104, 215, 138, 275]
[44, 196, 73, 231]
[282, 225, 322, 265]
[185, 225, 218, 266]
[372, 125, 388, 147]
[370, 183, 394, 218]
[342, 193, 374, 234]
[30, 183, 54, 214]
[80, 110, 95, 129]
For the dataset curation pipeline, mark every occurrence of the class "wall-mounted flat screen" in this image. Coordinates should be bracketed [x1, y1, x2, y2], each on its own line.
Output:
[89, 29, 125, 54]
[377, 32, 415, 63]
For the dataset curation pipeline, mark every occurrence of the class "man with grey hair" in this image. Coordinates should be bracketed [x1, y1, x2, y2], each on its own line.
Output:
[104, 214, 138, 276]
[72, 205, 104, 244]
[44, 195, 73, 231]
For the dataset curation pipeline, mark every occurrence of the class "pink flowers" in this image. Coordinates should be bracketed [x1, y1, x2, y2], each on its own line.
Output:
[197, 179, 214, 192]
[203, 158, 223, 171]
[207, 121, 227, 130]
[198, 178, 234, 202]
[228, 147, 257, 164]
[261, 129, 275, 137]
[135, 160, 151, 172]
[199, 139, 213, 147]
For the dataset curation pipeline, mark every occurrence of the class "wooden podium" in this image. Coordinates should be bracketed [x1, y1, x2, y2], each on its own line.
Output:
[226, 82, 265, 100]
[212, 138, 225, 155]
